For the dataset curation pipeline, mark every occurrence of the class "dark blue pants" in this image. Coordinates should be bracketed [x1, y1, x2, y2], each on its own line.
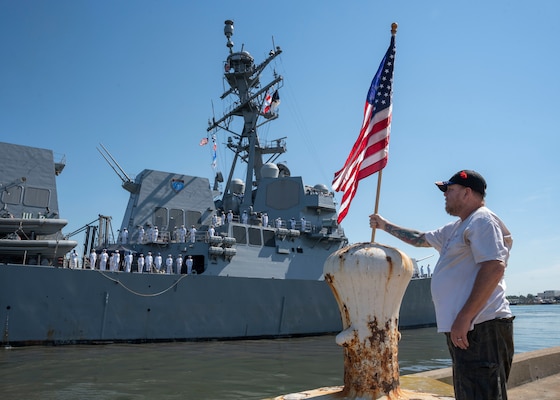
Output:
[445, 317, 514, 400]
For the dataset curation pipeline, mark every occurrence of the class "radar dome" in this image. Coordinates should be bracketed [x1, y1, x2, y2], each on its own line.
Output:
[314, 184, 329, 194]
[261, 163, 279, 178]
[231, 179, 245, 194]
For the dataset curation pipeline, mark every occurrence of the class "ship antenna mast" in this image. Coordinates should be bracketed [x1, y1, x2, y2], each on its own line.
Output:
[224, 19, 234, 54]
[208, 20, 285, 213]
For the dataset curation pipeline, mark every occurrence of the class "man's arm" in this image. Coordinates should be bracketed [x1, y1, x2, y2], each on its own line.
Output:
[369, 214, 431, 248]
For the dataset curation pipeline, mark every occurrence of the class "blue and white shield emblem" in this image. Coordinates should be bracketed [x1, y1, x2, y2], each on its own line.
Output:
[171, 179, 185, 193]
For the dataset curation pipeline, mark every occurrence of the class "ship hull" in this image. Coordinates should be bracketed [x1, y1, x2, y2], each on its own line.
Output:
[0, 264, 434, 345]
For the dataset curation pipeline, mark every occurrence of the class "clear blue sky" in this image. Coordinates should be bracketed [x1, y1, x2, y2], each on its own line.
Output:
[1, 1, 558, 296]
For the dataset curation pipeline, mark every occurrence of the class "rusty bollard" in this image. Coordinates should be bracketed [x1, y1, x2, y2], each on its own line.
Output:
[323, 242, 413, 399]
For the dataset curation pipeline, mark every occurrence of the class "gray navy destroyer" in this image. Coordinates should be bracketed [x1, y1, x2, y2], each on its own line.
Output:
[0, 21, 435, 346]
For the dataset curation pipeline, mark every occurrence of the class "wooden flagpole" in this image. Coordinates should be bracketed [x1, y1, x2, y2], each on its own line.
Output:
[370, 169, 383, 243]
[370, 22, 397, 243]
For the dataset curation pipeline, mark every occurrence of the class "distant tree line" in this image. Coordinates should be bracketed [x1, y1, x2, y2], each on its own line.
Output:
[506, 294, 559, 305]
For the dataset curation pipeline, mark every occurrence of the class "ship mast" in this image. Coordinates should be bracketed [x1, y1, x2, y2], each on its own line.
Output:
[207, 20, 284, 212]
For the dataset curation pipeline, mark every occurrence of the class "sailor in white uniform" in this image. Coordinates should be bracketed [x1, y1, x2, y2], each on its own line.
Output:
[120, 228, 129, 244]
[175, 254, 183, 274]
[165, 254, 173, 274]
[99, 249, 109, 271]
[124, 251, 133, 273]
[70, 250, 79, 269]
[145, 252, 153, 273]
[137, 254, 145, 273]
[89, 249, 97, 270]
[290, 217, 296, 229]
[137, 226, 145, 243]
[186, 255, 193, 275]
[241, 210, 248, 224]
[109, 252, 115, 271]
[262, 213, 268, 227]
[154, 252, 163, 273]
[178, 225, 187, 243]
[151, 226, 159, 243]
[189, 225, 197, 244]
[114, 250, 120, 271]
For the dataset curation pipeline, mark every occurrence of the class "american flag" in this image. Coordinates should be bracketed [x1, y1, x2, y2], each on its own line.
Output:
[332, 32, 396, 224]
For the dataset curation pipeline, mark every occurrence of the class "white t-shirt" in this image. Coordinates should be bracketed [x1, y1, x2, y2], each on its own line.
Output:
[425, 206, 513, 332]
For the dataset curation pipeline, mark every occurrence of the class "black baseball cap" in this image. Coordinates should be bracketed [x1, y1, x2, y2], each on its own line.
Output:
[435, 170, 486, 197]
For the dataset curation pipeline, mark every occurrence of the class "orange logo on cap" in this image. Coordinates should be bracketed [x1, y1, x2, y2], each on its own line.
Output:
[459, 171, 468, 179]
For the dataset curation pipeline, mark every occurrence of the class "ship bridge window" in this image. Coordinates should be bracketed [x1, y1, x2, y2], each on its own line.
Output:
[263, 229, 276, 247]
[23, 187, 50, 208]
[153, 207, 168, 228]
[266, 180, 300, 209]
[248, 227, 262, 246]
[169, 209, 184, 230]
[186, 211, 202, 227]
[1, 185, 23, 205]
[232, 225, 247, 244]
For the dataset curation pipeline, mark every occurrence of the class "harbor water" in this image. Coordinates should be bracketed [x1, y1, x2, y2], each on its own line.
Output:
[1, 304, 559, 400]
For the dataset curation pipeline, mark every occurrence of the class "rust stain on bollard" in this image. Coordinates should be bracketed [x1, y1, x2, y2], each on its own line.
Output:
[325, 273, 351, 325]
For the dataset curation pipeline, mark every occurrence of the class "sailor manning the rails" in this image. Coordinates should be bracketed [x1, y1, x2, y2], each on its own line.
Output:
[89, 249, 97, 270]
[189, 225, 197, 244]
[175, 254, 183, 274]
[70, 250, 79, 269]
[154, 252, 162, 272]
[99, 249, 109, 271]
[136, 226, 145, 243]
[124, 251, 133, 273]
[165, 254, 173, 274]
[145, 252, 153, 273]
[290, 217, 296, 229]
[137, 254, 145, 274]
[120, 227, 129, 244]
[108, 252, 116, 271]
[113, 250, 120, 271]
[262, 212, 269, 227]
[178, 225, 187, 243]
[186, 255, 193, 275]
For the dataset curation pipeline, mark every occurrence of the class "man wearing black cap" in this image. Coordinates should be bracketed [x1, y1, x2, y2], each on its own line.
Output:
[370, 170, 514, 400]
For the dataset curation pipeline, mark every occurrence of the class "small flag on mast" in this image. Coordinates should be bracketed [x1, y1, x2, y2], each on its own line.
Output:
[332, 26, 397, 224]
[262, 90, 280, 114]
